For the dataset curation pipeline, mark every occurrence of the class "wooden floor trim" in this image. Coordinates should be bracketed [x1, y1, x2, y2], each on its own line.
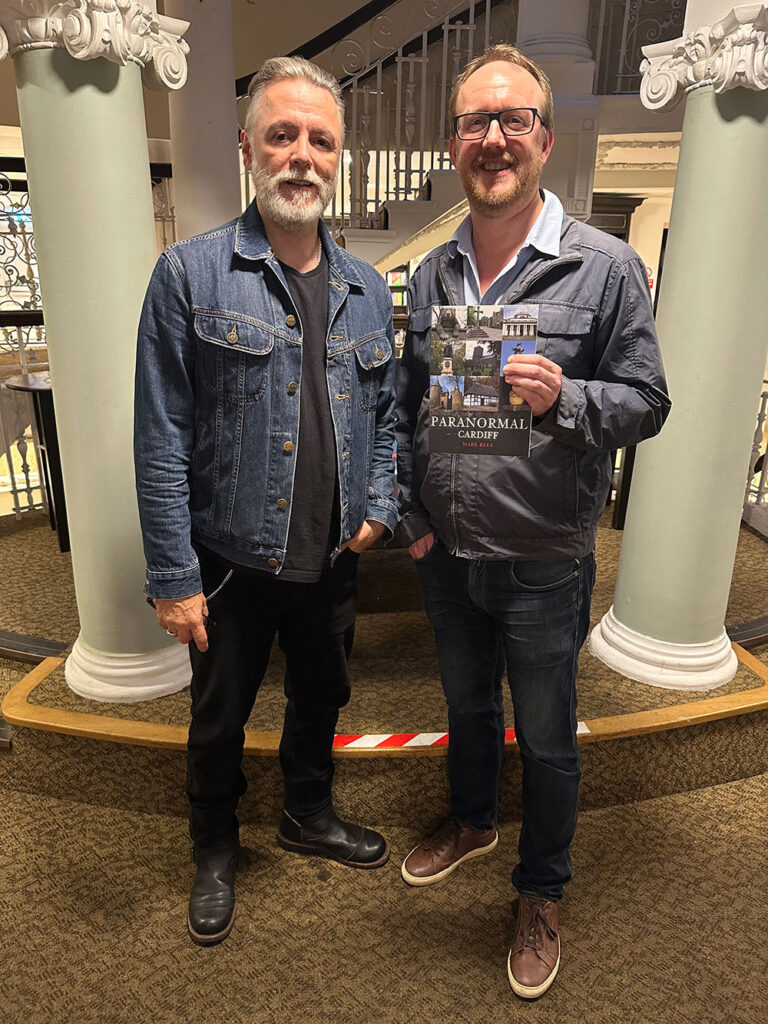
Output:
[0, 658, 277, 753]
[2, 644, 767, 758]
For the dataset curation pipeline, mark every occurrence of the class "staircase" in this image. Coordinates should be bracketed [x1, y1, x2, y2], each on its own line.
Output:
[308, 0, 520, 265]
[268, 0, 687, 266]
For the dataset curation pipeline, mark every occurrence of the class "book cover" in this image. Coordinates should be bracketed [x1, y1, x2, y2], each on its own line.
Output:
[427, 303, 537, 456]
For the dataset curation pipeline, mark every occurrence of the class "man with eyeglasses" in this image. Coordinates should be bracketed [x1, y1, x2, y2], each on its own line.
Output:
[395, 45, 669, 999]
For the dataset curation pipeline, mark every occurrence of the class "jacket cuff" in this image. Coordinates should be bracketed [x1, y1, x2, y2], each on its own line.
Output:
[395, 510, 433, 546]
[532, 390, 562, 430]
[144, 562, 202, 601]
[365, 490, 398, 538]
[534, 379, 577, 438]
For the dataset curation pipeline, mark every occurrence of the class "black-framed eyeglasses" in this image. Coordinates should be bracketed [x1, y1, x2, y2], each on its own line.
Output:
[453, 107, 543, 141]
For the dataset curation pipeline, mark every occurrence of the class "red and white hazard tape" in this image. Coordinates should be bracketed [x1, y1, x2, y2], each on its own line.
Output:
[333, 721, 590, 749]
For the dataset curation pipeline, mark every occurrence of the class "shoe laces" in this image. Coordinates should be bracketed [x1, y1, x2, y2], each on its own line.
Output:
[519, 899, 556, 952]
[423, 819, 460, 855]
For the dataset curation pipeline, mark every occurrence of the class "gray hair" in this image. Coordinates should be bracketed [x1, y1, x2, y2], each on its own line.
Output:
[244, 56, 346, 137]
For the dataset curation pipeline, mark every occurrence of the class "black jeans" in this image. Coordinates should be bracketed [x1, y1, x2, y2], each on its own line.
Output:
[187, 547, 358, 848]
[416, 542, 596, 902]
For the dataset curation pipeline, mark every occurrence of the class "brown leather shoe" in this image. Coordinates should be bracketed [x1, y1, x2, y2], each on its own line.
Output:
[507, 895, 561, 999]
[401, 818, 498, 886]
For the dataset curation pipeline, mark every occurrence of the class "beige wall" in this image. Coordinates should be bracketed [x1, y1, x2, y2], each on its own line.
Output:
[232, 0, 364, 74]
[0, 60, 18, 127]
[627, 193, 673, 306]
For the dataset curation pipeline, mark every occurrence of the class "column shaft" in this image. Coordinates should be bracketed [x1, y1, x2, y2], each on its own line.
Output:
[516, 0, 593, 61]
[14, 49, 189, 699]
[167, 0, 241, 239]
[592, 85, 768, 688]
[515, 0, 597, 220]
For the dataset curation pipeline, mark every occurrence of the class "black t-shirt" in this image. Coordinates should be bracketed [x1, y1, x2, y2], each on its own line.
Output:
[197, 249, 340, 584]
[277, 250, 339, 582]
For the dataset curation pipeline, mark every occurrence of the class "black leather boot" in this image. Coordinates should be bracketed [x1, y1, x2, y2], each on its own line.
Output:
[187, 837, 239, 946]
[277, 808, 389, 868]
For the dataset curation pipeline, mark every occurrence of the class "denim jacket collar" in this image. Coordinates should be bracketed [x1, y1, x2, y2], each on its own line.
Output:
[233, 200, 366, 290]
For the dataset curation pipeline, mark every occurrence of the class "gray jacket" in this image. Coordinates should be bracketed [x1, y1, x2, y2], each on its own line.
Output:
[394, 214, 671, 559]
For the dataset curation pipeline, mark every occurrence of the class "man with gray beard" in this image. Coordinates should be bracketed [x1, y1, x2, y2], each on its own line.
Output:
[134, 57, 397, 946]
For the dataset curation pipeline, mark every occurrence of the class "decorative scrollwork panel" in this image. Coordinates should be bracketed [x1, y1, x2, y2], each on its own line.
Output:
[0, 176, 42, 315]
[589, 0, 685, 95]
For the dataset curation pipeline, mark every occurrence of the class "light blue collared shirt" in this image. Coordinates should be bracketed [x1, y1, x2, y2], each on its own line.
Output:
[447, 188, 564, 304]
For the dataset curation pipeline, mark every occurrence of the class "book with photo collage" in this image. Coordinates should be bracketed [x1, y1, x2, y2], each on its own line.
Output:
[427, 303, 537, 456]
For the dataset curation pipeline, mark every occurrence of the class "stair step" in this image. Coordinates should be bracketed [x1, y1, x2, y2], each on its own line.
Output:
[3, 673, 767, 825]
[728, 616, 768, 649]
[0, 629, 67, 663]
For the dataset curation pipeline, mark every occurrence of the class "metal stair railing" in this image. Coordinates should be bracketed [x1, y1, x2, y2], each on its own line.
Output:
[323, 0, 686, 233]
[329, 0, 518, 233]
[743, 380, 768, 539]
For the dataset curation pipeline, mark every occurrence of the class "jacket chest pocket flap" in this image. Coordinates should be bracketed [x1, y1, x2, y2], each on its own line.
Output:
[536, 306, 595, 378]
[353, 334, 392, 410]
[194, 312, 275, 403]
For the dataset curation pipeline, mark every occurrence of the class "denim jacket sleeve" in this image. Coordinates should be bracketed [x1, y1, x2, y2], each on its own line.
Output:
[535, 256, 671, 450]
[134, 251, 202, 600]
[363, 279, 399, 536]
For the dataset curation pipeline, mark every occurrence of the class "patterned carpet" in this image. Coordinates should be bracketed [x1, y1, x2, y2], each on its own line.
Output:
[2, 514, 768, 1021]
[1, 773, 766, 1024]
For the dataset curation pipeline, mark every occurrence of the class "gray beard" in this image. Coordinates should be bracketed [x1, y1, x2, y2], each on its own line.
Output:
[250, 164, 336, 234]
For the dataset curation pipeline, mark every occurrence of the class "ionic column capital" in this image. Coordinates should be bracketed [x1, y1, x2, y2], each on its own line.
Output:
[640, 4, 768, 110]
[0, 0, 189, 90]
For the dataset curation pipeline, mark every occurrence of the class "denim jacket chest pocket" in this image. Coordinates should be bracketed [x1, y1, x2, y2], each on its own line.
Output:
[536, 305, 595, 378]
[352, 334, 393, 410]
[194, 311, 275, 404]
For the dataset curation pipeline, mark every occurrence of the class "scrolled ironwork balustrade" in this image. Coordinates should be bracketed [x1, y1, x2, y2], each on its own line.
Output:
[330, 0, 511, 234]
[589, 0, 685, 95]
[743, 381, 768, 539]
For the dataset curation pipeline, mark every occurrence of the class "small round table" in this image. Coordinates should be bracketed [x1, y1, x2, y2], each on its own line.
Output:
[5, 371, 70, 553]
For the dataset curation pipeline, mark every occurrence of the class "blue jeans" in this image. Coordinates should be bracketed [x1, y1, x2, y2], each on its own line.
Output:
[416, 542, 596, 902]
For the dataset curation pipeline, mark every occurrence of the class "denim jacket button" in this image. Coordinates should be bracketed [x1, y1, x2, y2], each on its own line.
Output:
[283, 441, 295, 453]
[286, 314, 296, 328]
[276, 498, 288, 508]
[267, 558, 279, 568]
[287, 382, 298, 394]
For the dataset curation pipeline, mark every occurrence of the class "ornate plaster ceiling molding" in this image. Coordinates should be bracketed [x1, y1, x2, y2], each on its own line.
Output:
[640, 5, 768, 110]
[0, 0, 189, 90]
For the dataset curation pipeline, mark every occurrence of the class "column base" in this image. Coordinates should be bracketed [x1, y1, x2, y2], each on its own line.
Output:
[589, 606, 737, 691]
[65, 635, 191, 703]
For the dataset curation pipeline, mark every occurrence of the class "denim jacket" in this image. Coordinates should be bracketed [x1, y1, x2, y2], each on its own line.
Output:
[135, 202, 397, 599]
[394, 214, 671, 560]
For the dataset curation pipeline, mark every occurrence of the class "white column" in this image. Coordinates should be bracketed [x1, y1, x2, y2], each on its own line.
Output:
[0, 1, 193, 702]
[515, 0, 598, 220]
[590, 4, 768, 690]
[166, 0, 241, 240]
